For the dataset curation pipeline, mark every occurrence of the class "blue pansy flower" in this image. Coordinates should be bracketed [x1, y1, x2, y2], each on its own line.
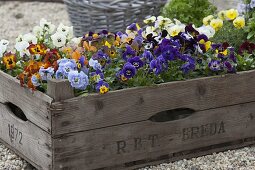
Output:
[39, 67, 54, 81]
[57, 58, 77, 77]
[89, 58, 102, 71]
[68, 70, 89, 90]
[31, 74, 40, 87]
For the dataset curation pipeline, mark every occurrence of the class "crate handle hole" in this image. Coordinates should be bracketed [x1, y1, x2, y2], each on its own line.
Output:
[5, 102, 28, 121]
[149, 108, 195, 122]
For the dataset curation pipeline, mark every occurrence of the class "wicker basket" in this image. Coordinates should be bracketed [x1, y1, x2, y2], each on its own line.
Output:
[63, 0, 167, 36]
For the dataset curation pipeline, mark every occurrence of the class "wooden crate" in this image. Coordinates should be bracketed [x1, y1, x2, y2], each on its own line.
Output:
[1, 69, 255, 170]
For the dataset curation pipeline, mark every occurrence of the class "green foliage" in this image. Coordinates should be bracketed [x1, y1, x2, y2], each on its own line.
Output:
[236, 53, 255, 71]
[211, 21, 247, 52]
[244, 13, 255, 41]
[161, 0, 217, 26]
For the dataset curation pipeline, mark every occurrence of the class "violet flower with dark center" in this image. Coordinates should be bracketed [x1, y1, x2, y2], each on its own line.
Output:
[142, 50, 154, 62]
[150, 59, 162, 75]
[161, 45, 179, 61]
[224, 61, 235, 73]
[91, 70, 104, 82]
[92, 50, 110, 68]
[209, 60, 221, 71]
[185, 24, 199, 37]
[128, 56, 144, 69]
[180, 55, 195, 74]
[122, 62, 137, 79]
[122, 45, 136, 61]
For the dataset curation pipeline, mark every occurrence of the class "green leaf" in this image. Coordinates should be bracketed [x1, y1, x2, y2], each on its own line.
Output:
[247, 32, 255, 39]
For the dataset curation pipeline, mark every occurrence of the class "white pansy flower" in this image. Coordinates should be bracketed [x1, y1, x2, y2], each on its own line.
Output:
[0, 39, 9, 46]
[144, 16, 156, 24]
[15, 41, 30, 57]
[23, 33, 37, 44]
[142, 26, 157, 38]
[155, 16, 172, 28]
[71, 37, 82, 45]
[33, 26, 43, 37]
[40, 18, 56, 34]
[0, 39, 9, 58]
[51, 32, 67, 48]
[57, 23, 74, 39]
[197, 25, 215, 39]
[16, 35, 23, 43]
[167, 25, 182, 37]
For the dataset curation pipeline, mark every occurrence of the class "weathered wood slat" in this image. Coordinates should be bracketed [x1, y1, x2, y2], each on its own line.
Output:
[51, 70, 255, 136]
[0, 103, 52, 170]
[53, 102, 255, 169]
[0, 71, 53, 133]
[108, 138, 255, 170]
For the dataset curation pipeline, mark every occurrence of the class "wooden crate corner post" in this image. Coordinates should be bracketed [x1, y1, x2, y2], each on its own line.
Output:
[47, 79, 74, 102]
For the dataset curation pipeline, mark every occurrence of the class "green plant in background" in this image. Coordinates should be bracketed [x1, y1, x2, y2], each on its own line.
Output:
[238, 0, 255, 41]
[161, 0, 217, 27]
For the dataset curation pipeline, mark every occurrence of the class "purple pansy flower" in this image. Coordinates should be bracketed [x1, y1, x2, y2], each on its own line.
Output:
[180, 55, 195, 74]
[224, 61, 235, 73]
[142, 50, 154, 62]
[150, 59, 162, 75]
[122, 45, 136, 61]
[122, 62, 136, 79]
[161, 45, 180, 61]
[128, 56, 144, 69]
[68, 70, 89, 90]
[209, 60, 221, 71]
[91, 70, 104, 82]
[126, 23, 139, 32]
[96, 80, 109, 92]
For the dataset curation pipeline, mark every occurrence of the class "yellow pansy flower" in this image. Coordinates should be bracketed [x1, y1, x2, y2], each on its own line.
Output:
[210, 18, 223, 31]
[233, 16, 245, 29]
[100, 85, 109, 94]
[218, 10, 226, 20]
[225, 9, 239, 20]
[203, 15, 214, 26]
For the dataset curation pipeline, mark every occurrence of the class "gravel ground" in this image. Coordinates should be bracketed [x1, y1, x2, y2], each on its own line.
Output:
[1, 1, 255, 170]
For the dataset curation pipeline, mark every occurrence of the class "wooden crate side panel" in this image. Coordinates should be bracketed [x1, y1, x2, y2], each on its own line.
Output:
[53, 102, 255, 170]
[0, 103, 52, 170]
[52, 70, 255, 136]
[0, 71, 53, 132]
[103, 138, 255, 170]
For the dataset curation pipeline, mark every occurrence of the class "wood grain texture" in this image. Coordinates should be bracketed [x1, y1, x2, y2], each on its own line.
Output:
[0, 103, 52, 170]
[106, 138, 255, 170]
[51, 70, 255, 136]
[53, 102, 255, 170]
[0, 71, 53, 133]
[47, 79, 74, 102]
